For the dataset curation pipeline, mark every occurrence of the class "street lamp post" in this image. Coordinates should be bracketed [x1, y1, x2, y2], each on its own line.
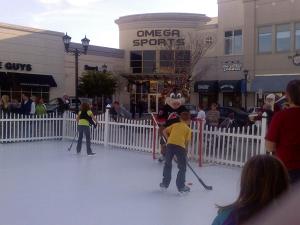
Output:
[62, 33, 90, 112]
[243, 69, 249, 110]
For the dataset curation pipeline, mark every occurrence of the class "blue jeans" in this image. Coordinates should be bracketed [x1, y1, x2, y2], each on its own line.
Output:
[76, 125, 92, 154]
[162, 144, 187, 189]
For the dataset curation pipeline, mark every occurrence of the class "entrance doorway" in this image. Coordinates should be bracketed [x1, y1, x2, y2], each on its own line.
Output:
[148, 94, 158, 113]
[148, 94, 164, 114]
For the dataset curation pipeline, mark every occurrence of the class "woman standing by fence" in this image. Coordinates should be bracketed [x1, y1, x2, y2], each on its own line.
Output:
[0, 95, 10, 114]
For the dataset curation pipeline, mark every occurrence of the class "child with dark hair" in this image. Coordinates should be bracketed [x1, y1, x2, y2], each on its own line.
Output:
[160, 112, 192, 193]
[76, 103, 97, 156]
[212, 155, 289, 225]
[266, 79, 300, 184]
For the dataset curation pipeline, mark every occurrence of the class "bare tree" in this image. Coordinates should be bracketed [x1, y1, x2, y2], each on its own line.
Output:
[161, 32, 217, 90]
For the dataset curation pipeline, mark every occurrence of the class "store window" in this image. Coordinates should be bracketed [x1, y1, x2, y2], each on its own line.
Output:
[258, 26, 272, 53]
[205, 36, 213, 45]
[130, 51, 142, 73]
[276, 24, 291, 52]
[224, 30, 243, 55]
[295, 23, 300, 50]
[130, 51, 156, 74]
[0, 86, 50, 103]
[143, 51, 156, 73]
[175, 50, 190, 73]
[160, 50, 174, 73]
[160, 50, 190, 73]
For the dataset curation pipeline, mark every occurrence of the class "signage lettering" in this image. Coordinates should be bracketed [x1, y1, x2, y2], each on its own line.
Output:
[133, 29, 185, 47]
[0, 61, 32, 71]
[223, 63, 242, 72]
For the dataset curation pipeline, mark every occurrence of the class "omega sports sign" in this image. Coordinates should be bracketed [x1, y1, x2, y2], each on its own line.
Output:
[133, 29, 185, 47]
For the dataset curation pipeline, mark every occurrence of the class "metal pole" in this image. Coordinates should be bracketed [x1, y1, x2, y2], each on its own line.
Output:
[75, 49, 79, 112]
[245, 73, 248, 110]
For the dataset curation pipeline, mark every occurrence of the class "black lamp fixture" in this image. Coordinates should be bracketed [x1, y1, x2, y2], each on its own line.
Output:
[243, 69, 249, 110]
[62, 33, 90, 112]
[62, 33, 71, 51]
[81, 35, 90, 54]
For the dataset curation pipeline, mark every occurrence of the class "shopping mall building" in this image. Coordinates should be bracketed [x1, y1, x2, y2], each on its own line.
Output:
[1, 0, 300, 113]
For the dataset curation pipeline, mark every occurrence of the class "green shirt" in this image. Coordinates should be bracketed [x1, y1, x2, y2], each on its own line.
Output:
[35, 103, 46, 115]
[78, 110, 93, 126]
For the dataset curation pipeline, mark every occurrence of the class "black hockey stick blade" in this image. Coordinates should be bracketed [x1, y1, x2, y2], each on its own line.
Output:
[68, 133, 77, 151]
[186, 162, 213, 190]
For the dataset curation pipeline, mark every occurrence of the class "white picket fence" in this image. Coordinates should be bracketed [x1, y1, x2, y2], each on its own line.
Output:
[0, 110, 267, 167]
[0, 112, 64, 142]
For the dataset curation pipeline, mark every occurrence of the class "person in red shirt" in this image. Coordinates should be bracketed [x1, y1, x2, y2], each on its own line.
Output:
[266, 80, 300, 184]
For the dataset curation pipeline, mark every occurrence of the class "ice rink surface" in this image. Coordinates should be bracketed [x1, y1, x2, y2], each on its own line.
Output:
[0, 141, 241, 225]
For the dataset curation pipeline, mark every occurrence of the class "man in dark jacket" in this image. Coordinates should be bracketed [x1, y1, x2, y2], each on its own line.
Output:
[20, 94, 32, 115]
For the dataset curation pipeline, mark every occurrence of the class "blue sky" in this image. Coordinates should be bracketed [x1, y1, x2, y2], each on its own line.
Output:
[1, 0, 218, 48]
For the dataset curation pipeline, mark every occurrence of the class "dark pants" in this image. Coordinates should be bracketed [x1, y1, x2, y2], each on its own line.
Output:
[76, 125, 92, 154]
[162, 144, 187, 189]
[288, 170, 300, 185]
[131, 111, 135, 119]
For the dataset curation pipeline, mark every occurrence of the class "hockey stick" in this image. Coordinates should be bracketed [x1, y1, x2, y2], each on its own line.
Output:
[186, 160, 213, 190]
[67, 132, 77, 151]
[151, 113, 213, 191]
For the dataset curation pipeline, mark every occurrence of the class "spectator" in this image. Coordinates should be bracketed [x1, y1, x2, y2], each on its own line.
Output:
[0, 95, 10, 113]
[62, 95, 70, 110]
[105, 97, 112, 106]
[109, 101, 120, 121]
[35, 97, 46, 116]
[30, 96, 36, 115]
[212, 155, 289, 225]
[243, 183, 300, 225]
[57, 98, 65, 115]
[196, 105, 206, 121]
[265, 93, 276, 111]
[20, 93, 32, 115]
[206, 103, 220, 127]
[10, 99, 20, 114]
[130, 98, 136, 119]
[266, 80, 300, 184]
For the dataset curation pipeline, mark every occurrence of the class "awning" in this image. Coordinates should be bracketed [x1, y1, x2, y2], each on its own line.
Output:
[0, 72, 10, 88]
[194, 80, 218, 93]
[1, 72, 57, 87]
[250, 75, 300, 92]
[219, 80, 242, 92]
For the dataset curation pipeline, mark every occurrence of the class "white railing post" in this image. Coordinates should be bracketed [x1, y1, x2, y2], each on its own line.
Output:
[260, 112, 268, 155]
[62, 111, 67, 140]
[104, 105, 111, 147]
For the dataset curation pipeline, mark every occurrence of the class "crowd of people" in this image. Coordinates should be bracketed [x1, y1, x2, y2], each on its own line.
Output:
[212, 79, 300, 225]
[0, 93, 47, 116]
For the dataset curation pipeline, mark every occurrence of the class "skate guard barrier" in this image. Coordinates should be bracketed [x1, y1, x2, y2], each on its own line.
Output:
[0, 110, 267, 167]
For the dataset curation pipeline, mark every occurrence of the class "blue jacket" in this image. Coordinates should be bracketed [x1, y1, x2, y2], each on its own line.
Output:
[20, 100, 32, 115]
[212, 208, 236, 225]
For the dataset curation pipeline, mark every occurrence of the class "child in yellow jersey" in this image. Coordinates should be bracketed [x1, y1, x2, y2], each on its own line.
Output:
[160, 112, 192, 193]
[76, 103, 97, 156]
